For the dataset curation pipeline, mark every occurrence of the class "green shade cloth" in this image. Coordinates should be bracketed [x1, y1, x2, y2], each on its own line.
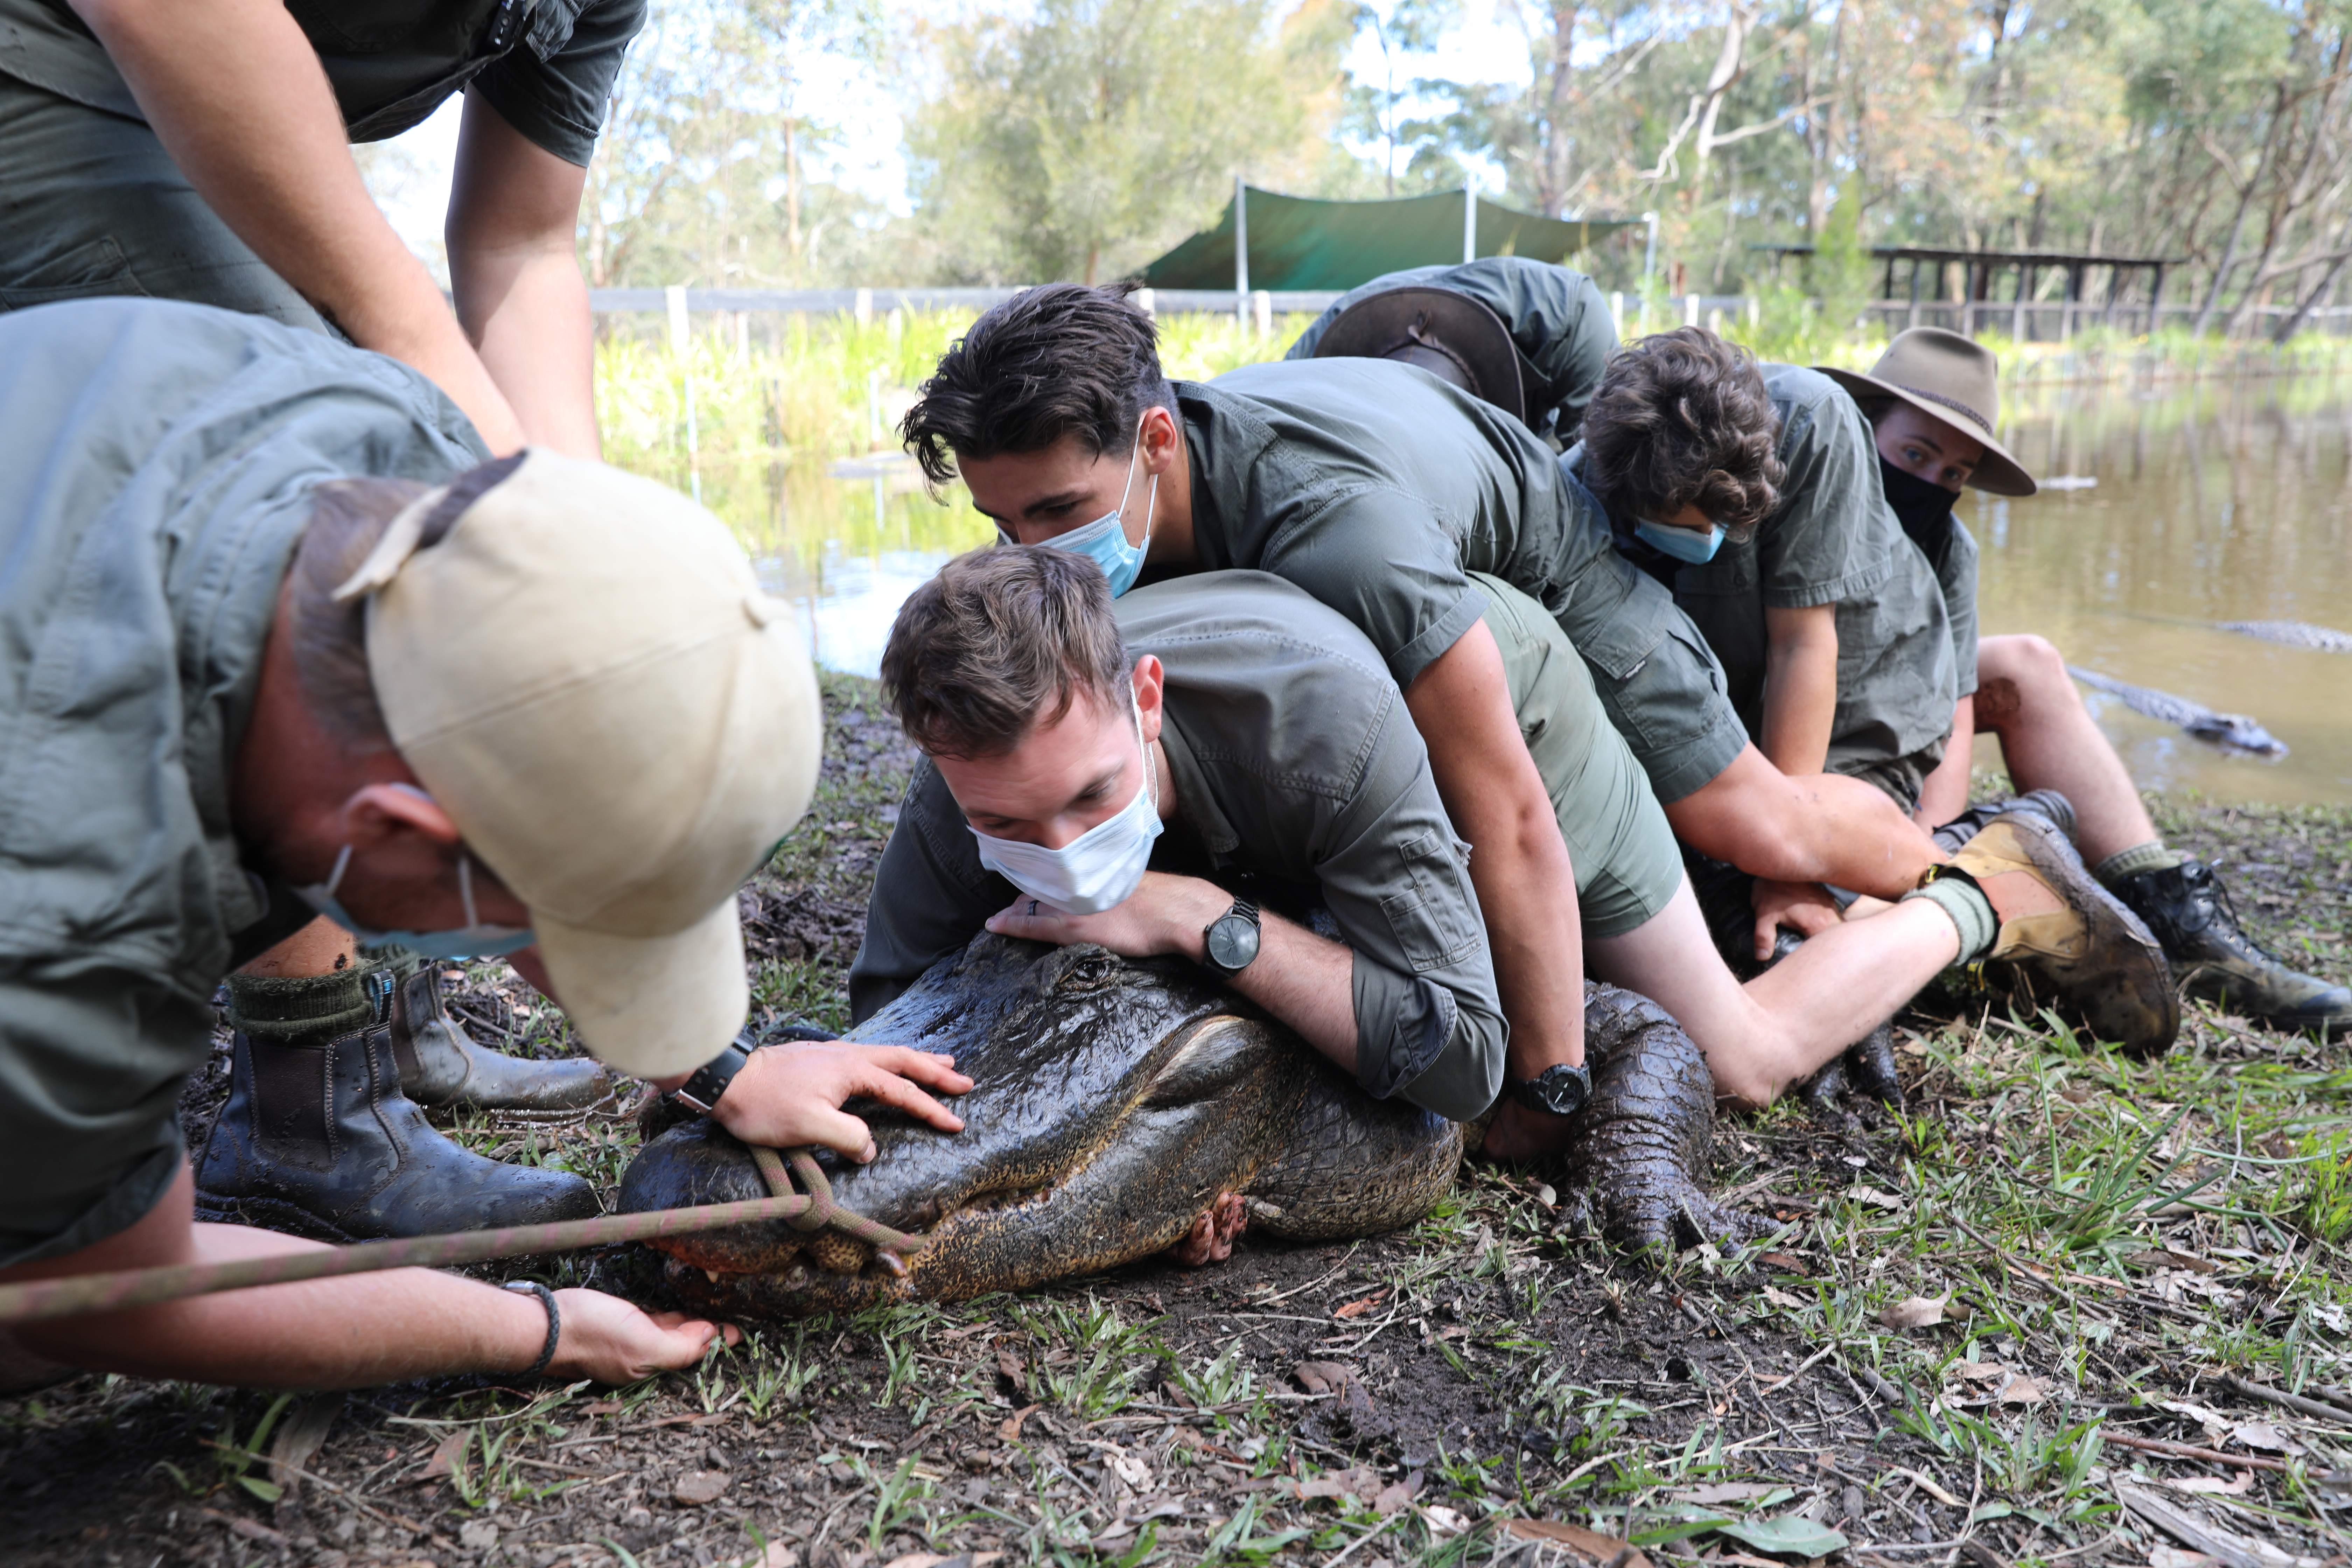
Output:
[1141, 186, 1639, 292]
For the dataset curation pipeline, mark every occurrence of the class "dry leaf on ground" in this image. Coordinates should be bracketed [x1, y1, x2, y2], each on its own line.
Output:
[1880, 1294, 1949, 1329]
[1498, 1517, 1652, 1567]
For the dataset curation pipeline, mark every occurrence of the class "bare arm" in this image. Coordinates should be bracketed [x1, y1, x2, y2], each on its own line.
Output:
[72, 0, 526, 451]
[1759, 603, 1839, 776]
[1403, 622, 1585, 1074]
[447, 95, 601, 456]
[1662, 744, 1943, 897]
[507, 947, 973, 1159]
[1913, 694, 1975, 830]
[986, 873, 1360, 1067]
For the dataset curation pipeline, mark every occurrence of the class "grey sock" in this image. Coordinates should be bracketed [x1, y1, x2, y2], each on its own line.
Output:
[1901, 874, 1999, 965]
[2094, 840, 2183, 886]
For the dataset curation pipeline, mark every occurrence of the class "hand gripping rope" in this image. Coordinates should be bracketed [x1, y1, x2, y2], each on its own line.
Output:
[0, 1144, 926, 1327]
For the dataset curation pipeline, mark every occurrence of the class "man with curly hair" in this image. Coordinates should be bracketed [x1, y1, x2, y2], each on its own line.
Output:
[1575, 328, 1967, 954]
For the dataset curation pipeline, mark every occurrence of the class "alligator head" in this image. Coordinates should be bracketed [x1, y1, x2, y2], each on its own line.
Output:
[619, 934, 1333, 1313]
[2184, 710, 2289, 757]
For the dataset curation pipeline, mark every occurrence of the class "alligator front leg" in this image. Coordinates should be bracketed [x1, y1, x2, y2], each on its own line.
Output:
[1554, 983, 1771, 1251]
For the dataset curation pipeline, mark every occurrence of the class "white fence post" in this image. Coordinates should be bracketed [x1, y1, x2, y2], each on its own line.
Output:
[854, 287, 873, 327]
[1253, 289, 1272, 340]
[665, 284, 700, 505]
[1135, 287, 1156, 319]
[1683, 294, 1700, 327]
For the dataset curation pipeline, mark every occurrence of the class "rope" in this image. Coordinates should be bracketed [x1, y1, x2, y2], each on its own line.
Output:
[0, 1146, 926, 1327]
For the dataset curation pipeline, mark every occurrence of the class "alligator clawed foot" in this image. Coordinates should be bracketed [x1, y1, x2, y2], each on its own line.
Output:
[1553, 983, 1766, 1255]
[1166, 1192, 1249, 1266]
[1794, 1023, 1905, 1130]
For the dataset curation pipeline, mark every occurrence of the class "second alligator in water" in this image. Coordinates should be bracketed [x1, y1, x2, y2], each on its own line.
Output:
[620, 934, 1760, 1315]
[2067, 666, 2288, 756]
[2215, 619, 2352, 654]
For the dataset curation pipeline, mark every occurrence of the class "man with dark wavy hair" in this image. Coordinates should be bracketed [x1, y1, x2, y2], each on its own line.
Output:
[1576, 328, 1962, 949]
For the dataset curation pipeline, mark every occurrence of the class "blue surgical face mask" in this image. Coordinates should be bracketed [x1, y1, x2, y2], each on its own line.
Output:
[292, 802, 538, 960]
[1634, 518, 1727, 565]
[969, 695, 1164, 915]
[1034, 420, 1158, 597]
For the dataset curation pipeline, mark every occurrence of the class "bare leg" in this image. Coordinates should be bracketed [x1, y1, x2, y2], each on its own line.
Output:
[8, 1166, 733, 1388]
[1589, 878, 1960, 1110]
[236, 913, 357, 978]
[1974, 635, 2157, 865]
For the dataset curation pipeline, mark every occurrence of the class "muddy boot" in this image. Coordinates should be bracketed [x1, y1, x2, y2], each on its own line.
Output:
[1931, 788, 2078, 854]
[388, 958, 614, 1117]
[2110, 860, 2352, 1036]
[1934, 808, 2179, 1058]
[195, 967, 601, 1242]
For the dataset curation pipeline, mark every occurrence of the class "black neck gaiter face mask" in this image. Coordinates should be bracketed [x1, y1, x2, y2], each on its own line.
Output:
[1878, 455, 1962, 553]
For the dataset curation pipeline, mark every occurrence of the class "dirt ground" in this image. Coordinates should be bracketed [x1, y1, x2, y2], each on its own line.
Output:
[5, 674, 2349, 1568]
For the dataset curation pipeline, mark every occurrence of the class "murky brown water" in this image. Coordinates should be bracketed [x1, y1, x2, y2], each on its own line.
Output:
[1972, 374, 2352, 807]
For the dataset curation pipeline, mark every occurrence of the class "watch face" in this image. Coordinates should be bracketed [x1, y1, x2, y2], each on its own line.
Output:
[1526, 1064, 1589, 1115]
[1206, 914, 1260, 972]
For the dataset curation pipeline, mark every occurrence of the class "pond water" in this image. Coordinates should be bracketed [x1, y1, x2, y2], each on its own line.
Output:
[679, 372, 2352, 810]
[1972, 374, 2352, 807]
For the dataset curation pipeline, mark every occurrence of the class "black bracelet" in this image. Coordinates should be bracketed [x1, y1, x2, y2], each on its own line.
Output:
[503, 1281, 560, 1378]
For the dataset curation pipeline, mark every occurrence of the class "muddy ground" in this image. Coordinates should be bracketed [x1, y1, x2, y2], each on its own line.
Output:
[5, 674, 2349, 1568]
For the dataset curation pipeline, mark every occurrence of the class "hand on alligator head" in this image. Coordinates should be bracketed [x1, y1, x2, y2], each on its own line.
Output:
[705, 1041, 972, 1161]
[1164, 1192, 1250, 1266]
[983, 871, 1230, 960]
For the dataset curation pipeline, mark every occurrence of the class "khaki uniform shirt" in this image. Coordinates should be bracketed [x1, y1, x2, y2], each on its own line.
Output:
[1907, 512, 1980, 700]
[0, 298, 486, 1267]
[1283, 258, 1618, 442]
[1605, 364, 1958, 774]
[1178, 359, 1748, 804]
[848, 574, 1508, 1122]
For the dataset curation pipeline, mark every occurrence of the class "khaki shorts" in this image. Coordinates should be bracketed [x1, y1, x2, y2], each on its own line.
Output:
[1834, 741, 1946, 816]
[1473, 573, 1685, 938]
[0, 73, 326, 327]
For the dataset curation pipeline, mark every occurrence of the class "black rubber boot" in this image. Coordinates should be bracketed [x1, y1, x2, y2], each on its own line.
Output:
[388, 959, 615, 1118]
[2110, 859, 2352, 1036]
[194, 967, 601, 1241]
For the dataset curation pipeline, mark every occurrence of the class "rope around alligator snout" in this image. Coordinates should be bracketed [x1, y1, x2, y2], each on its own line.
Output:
[0, 1143, 924, 1327]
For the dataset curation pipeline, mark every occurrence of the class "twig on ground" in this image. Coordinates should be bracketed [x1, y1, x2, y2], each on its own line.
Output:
[2099, 1430, 2310, 1475]
[2219, 1373, 2352, 1426]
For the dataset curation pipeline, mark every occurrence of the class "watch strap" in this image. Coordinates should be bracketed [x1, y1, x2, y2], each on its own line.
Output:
[673, 1035, 754, 1114]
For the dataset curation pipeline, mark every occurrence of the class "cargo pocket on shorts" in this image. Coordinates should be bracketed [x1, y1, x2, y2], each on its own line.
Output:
[0, 236, 150, 310]
[1380, 828, 1483, 972]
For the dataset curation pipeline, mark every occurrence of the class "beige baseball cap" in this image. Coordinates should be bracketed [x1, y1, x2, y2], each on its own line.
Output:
[332, 449, 820, 1077]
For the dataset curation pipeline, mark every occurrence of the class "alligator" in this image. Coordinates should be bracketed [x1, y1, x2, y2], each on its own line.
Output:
[2214, 619, 2352, 654]
[2067, 666, 2289, 757]
[619, 933, 1761, 1316]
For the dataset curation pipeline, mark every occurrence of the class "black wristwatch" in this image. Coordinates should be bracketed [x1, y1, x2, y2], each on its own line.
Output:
[672, 1035, 755, 1114]
[1200, 898, 1262, 978]
[1506, 1061, 1592, 1118]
